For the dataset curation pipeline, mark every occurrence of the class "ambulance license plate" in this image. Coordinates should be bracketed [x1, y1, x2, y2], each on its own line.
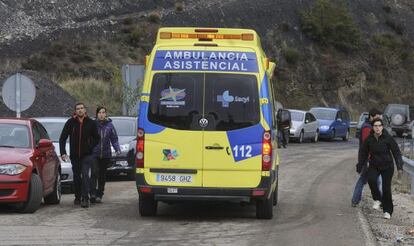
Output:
[156, 174, 193, 183]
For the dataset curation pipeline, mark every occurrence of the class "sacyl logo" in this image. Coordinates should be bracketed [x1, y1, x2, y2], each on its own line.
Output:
[217, 90, 250, 107]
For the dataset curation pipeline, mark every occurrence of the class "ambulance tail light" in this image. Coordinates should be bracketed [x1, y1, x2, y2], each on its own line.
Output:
[262, 131, 272, 171]
[136, 128, 145, 168]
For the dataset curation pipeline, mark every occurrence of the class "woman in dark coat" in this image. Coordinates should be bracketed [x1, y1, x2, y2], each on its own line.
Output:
[90, 106, 121, 203]
[357, 118, 403, 219]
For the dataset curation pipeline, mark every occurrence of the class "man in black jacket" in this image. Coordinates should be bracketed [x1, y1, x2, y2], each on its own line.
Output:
[59, 103, 100, 208]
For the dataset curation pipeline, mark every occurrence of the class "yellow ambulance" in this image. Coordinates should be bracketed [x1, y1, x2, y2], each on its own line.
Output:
[135, 27, 279, 219]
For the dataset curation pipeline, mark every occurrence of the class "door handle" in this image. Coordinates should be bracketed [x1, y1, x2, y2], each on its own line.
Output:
[205, 146, 224, 150]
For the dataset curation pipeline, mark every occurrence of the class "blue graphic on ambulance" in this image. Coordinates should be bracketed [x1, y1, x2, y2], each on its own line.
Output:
[152, 51, 258, 72]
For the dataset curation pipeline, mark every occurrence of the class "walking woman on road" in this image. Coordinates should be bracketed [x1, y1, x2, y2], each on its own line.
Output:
[91, 106, 121, 203]
[357, 118, 403, 219]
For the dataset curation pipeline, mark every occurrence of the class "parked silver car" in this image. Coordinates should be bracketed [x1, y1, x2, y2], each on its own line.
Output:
[34, 117, 73, 190]
[288, 109, 320, 143]
[108, 116, 137, 180]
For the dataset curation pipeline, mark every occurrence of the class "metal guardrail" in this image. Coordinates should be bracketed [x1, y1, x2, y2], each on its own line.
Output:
[402, 156, 414, 195]
[401, 126, 414, 195]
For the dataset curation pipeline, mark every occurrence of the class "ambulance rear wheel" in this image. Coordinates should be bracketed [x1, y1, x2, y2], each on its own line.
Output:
[256, 191, 273, 219]
[139, 195, 157, 216]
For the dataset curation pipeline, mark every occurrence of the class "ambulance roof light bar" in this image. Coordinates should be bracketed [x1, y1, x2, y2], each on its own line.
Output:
[159, 31, 254, 41]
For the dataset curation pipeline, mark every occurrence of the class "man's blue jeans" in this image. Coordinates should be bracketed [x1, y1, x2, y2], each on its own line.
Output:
[352, 173, 382, 204]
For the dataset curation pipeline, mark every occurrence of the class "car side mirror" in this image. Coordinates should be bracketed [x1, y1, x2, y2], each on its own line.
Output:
[337, 118, 342, 122]
[305, 120, 309, 124]
[38, 139, 53, 148]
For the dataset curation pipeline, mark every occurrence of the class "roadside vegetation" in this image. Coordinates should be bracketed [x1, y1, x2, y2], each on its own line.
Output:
[21, 18, 160, 115]
[301, 0, 361, 51]
[9, 1, 414, 118]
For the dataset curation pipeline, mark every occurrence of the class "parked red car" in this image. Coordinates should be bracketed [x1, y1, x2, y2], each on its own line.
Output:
[0, 118, 61, 213]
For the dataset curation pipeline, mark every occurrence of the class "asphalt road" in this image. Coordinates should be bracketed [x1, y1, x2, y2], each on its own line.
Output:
[0, 138, 373, 245]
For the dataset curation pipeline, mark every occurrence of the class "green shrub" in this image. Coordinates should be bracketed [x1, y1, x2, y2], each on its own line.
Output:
[22, 54, 50, 70]
[47, 42, 66, 57]
[129, 28, 141, 47]
[382, 5, 391, 13]
[385, 19, 404, 35]
[282, 47, 300, 64]
[122, 17, 134, 25]
[175, 2, 184, 12]
[372, 33, 402, 50]
[148, 12, 161, 23]
[280, 22, 290, 32]
[301, 0, 361, 51]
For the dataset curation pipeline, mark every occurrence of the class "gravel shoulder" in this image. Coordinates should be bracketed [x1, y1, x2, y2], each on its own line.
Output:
[360, 176, 414, 245]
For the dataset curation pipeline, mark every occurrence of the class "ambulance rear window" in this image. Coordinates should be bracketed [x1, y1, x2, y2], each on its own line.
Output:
[204, 74, 260, 131]
[148, 73, 259, 131]
[148, 73, 203, 130]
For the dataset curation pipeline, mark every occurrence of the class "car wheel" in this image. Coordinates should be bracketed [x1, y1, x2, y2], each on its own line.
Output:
[17, 173, 43, 213]
[298, 131, 304, 144]
[329, 129, 336, 141]
[256, 191, 274, 219]
[311, 130, 319, 143]
[139, 195, 158, 216]
[342, 129, 349, 141]
[44, 172, 61, 204]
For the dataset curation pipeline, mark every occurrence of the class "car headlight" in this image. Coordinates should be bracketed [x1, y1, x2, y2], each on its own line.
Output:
[320, 125, 330, 130]
[0, 164, 27, 175]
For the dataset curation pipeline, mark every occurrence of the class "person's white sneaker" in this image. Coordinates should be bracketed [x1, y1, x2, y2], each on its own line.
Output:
[383, 212, 391, 219]
[372, 200, 381, 210]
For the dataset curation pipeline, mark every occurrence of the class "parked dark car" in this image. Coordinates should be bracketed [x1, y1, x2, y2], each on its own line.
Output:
[384, 104, 414, 137]
[107, 117, 137, 180]
[0, 118, 61, 213]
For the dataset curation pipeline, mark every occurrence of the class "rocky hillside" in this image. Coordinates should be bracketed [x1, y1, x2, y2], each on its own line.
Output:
[1, 0, 414, 117]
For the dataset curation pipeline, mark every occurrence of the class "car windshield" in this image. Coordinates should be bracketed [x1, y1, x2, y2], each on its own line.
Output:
[385, 105, 407, 115]
[148, 73, 260, 131]
[0, 123, 30, 148]
[359, 114, 368, 123]
[112, 119, 137, 136]
[290, 111, 304, 121]
[310, 109, 336, 120]
[40, 122, 65, 142]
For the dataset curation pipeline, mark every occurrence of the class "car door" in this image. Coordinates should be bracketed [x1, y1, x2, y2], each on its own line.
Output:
[145, 73, 204, 187]
[304, 113, 312, 139]
[203, 73, 262, 188]
[31, 123, 47, 189]
[309, 113, 319, 137]
[335, 111, 345, 136]
[34, 122, 57, 193]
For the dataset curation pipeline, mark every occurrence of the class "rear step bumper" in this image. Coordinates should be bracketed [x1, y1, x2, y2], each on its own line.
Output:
[136, 173, 276, 202]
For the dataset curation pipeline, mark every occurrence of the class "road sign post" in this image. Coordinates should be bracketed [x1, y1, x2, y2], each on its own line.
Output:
[2, 73, 36, 117]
